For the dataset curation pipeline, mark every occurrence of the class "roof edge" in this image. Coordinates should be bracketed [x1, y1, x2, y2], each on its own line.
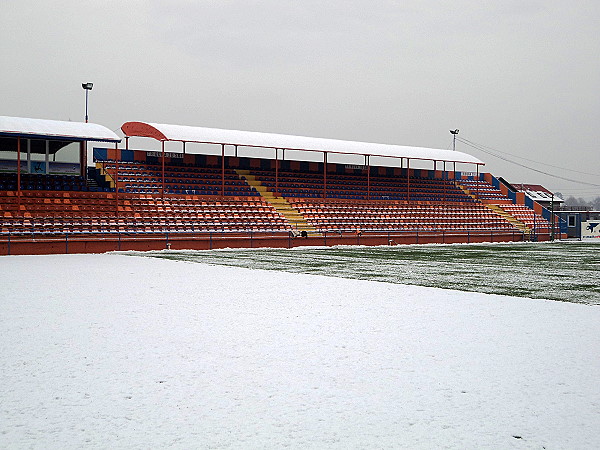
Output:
[121, 121, 484, 165]
[121, 122, 167, 140]
[0, 115, 120, 143]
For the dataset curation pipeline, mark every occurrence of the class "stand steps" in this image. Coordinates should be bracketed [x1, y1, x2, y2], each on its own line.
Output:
[237, 170, 320, 236]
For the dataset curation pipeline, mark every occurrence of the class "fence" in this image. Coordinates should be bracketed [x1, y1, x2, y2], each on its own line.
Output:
[0, 227, 546, 256]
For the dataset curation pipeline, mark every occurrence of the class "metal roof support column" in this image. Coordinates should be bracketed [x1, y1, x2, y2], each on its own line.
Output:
[323, 152, 327, 199]
[443, 161, 447, 203]
[115, 141, 119, 216]
[161, 140, 165, 198]
[275, 148, 279, 198]
[407, 158, 411, 203]
[17, 136, 21, 215]
[45, 140, 49, 175]
[26, 139, 31, 174]
[399, 157, 403, 201]
[80, 140, 87, 178]
[365, 155, 370, 200]
[234, 145, 238, 158]
[182, 141, 186, 155]
[221, 144, 225, 197]
[125, 136, 129, 150]
[475, 164, 479, 201]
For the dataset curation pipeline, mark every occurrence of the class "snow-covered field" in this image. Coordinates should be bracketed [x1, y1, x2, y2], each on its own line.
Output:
[1, 253, 599, 449]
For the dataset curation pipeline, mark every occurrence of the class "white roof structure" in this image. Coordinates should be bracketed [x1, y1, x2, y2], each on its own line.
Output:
[523, 189, 564, 204]
[121, 121, 484, 165]
[0, 116, 121, 142]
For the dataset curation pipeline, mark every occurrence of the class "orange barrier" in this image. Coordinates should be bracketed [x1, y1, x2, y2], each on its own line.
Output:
[0, 229, 543, 256]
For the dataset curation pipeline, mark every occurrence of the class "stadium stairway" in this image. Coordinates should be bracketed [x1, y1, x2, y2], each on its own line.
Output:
[236, 170, 320, 236]
[454, 181, 477, 201]
[486, 204, 531, 236]
[96, 163, 116, 188]
[455, 179, 533, 236]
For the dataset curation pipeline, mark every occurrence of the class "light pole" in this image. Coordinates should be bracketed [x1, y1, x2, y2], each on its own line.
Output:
[82, 82, 93, 123]
[450, 129, 459, 151]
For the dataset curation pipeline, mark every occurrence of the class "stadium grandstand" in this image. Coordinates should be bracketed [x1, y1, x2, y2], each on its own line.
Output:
[0, 115, 563, 255]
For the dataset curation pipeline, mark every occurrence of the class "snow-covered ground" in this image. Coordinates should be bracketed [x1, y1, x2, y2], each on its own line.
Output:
[1, 253, 599, 449]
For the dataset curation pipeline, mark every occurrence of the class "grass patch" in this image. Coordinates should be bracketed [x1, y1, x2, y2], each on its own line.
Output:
[138, 241, 600, 305]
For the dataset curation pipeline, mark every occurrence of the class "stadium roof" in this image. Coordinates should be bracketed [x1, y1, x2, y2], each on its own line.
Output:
[0, 116, 121, 143]
[514, 183, 564, 203]
[121, 121, 484, 165]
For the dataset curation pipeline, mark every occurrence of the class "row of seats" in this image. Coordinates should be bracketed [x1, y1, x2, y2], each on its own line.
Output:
[249, 168, 474, 202]
[288, 198, 519, 233]
[0, 158, 548, 238]
[501, 204, 550, 230]
[99, 162, 260, 196]
[453, 180, 551, 230]
[0, 190, 289, 234]
[0, 173, 91, 192]
[457, 179, 510, 200]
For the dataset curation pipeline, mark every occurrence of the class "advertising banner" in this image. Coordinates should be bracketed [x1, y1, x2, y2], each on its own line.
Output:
[0, 159, 80, 175]
[581, 221, 600, 239]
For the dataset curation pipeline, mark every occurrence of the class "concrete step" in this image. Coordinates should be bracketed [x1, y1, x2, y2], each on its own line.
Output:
[235, 169, 320, 235]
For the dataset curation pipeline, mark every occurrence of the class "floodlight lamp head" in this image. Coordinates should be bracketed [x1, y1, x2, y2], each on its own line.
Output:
[82, 82, 93, 90]
[450, 129, 459, 135]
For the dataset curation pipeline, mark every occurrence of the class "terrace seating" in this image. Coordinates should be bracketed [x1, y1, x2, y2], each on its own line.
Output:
[96, 161, 260, 196]
[456, 179, 509, 202]
[500, 204, 550, 232]
[0, 157, 547, 240]
[0, 173, 88, 192]
[247, 168, 474, 203]
[288, 198, 518, 233]
[0, 190, 288, 235]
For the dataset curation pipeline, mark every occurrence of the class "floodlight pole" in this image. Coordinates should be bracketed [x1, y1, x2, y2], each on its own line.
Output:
[85, 90, 89, 123]
[450, 129, 459, 151]
[81, 83, 93, 182]
[82, 82, 93, 123]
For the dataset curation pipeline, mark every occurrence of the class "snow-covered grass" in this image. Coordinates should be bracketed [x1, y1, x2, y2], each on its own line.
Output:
[144, 240, 600, 305]
[1, 253, 599, 449]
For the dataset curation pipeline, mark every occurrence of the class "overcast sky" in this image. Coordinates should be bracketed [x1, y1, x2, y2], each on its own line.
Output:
[2, 0, 599, 198]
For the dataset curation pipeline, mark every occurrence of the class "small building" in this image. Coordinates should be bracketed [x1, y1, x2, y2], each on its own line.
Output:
[555, 208, 600, 239]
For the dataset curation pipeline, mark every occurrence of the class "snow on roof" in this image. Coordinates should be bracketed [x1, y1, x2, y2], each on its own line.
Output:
[0, 116, 121, 142]
[121, 121, 484, 165]
[515, 184, 552, 194]
[514, 183, 564, 203]
[525, 190, 564, 203]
